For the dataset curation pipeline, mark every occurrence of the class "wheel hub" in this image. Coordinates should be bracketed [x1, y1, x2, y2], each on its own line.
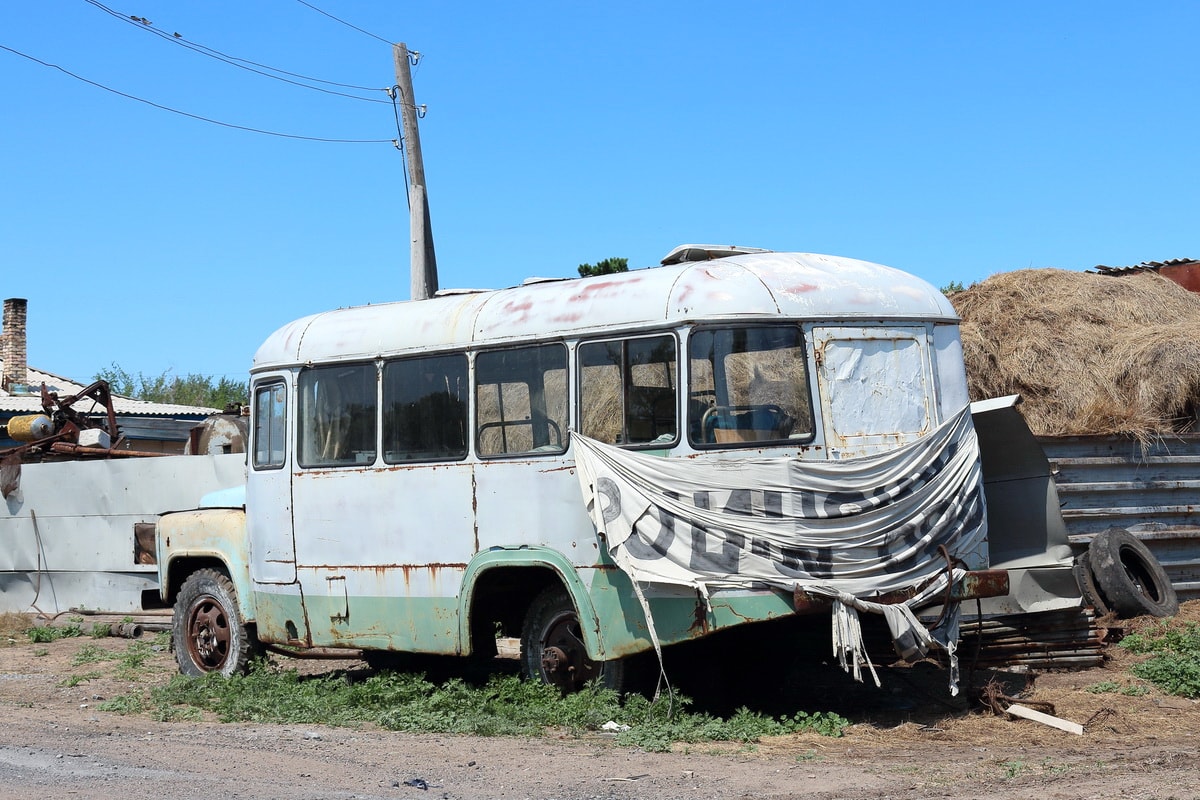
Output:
[186, 597, 230, 669]
[541, 645, 573, 678]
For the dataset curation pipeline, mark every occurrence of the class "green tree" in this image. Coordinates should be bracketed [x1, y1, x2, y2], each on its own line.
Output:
[95, 364, 248, 409]
[578, 257, 629, 277]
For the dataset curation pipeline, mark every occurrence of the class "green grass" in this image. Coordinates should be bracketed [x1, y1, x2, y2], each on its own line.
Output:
[71, 643, 118, 666]
[1119, 621, 1200, 698]
[59, 670, 103, 688]
[114, 642, 156, 680]
[26, 620, 85, 643]
[101, 661, 849, 752]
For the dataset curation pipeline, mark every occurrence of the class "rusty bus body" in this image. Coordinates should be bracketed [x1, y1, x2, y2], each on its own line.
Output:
[158, 247, 1012, 688]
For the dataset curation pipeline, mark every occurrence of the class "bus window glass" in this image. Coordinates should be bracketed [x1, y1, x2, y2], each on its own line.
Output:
[297, 363, 377, 467]
[382, 354, 468, 462]
[579, 335, 677, 445]
[688, 326, 813, 446]
[252, 381, 287, 469]
[476, 344, 567, 457]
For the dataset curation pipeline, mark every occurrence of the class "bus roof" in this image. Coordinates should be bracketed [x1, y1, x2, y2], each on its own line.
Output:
[252, 250, 957, 370]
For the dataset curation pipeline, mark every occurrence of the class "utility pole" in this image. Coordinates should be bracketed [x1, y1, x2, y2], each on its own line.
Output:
[393, 42, 438, 300]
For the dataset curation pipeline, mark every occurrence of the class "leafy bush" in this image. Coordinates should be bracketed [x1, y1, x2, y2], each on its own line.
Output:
[1120, 621, 1200, 698]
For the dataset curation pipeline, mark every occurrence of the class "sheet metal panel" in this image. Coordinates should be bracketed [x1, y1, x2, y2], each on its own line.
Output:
[0, 454, 246, 613]
[1039, 434, 1200, 601]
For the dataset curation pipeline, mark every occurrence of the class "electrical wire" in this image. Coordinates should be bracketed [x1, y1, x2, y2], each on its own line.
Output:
[82, 0, 390, 103]
[0, 43, 394, 143]
[293, 0, 394, 45]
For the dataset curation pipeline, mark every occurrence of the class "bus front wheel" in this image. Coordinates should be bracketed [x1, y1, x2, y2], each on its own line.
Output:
[173, 568, 256, 677]
[520, 586, 628, 694]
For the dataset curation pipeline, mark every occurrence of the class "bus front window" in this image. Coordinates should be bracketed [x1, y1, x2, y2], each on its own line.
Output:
[688, 326, 813, 447]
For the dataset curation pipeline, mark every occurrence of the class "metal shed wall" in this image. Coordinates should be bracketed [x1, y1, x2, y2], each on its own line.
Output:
[1038, 434, 1200, 601]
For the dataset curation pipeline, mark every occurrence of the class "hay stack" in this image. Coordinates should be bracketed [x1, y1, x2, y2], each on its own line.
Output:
[950, 269, 1200, 438]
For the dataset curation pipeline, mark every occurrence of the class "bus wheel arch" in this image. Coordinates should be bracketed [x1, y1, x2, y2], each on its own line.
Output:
[173, 568, 258, 677]
[460, 553, 605, 661]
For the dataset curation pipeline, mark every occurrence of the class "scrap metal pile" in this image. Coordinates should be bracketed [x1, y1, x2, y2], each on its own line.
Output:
[1, 380, 137, 462]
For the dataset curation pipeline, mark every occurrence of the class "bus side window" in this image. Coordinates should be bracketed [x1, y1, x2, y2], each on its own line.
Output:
[688, 326, 813, 447]
[476, 344, 567, 457]
[297, 363, 378, 467]
[252, 381, 287, 469]
[382, 354, 468, 462]
[579, 335, 677, 445]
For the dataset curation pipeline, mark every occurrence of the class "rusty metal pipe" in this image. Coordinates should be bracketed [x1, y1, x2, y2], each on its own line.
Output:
[108, 623, 143, 639]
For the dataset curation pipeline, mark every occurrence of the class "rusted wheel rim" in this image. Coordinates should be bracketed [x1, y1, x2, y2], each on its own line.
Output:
[184, 594, 231, 671]
[539, 609, 599, 692]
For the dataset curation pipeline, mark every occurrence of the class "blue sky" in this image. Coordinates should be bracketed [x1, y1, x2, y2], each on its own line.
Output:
[2, 2, 1197, 384]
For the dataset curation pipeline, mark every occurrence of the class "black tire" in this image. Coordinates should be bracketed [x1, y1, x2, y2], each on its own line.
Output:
[173, 568, 257, 677]
[520, 586, 633, 694]
[1072, 551, 1111, 616]
[1088, 528, 1179, 619]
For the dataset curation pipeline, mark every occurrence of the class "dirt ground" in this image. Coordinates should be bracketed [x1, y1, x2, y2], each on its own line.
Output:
[1, 605, 1198, 800]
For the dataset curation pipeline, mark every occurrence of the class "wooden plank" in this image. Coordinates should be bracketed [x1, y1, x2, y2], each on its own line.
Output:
[1006, 703, 1084, 735]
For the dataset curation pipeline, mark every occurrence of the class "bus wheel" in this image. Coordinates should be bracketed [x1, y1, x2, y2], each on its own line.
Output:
[173, 568, 255, 677]
[521, 587, 625, 694]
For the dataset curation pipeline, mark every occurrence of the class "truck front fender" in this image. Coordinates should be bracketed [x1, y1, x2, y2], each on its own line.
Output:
[157, 508, 254, 623]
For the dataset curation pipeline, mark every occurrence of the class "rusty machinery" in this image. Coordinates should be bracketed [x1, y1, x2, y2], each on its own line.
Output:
[0, 380, 125, 460]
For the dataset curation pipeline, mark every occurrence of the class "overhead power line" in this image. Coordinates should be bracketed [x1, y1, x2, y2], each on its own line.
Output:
[293, 0, 394, 45]
[0, 43, 395, 144]
[82, 0, 391, 104]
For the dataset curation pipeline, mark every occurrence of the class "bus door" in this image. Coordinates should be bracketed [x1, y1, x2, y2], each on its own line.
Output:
[248, 378, 296, 584]
[290, 357, 475, 651]
[811, 326, 935, 459]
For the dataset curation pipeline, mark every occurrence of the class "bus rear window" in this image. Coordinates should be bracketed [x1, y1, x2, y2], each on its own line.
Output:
[688, 326, 813, 446]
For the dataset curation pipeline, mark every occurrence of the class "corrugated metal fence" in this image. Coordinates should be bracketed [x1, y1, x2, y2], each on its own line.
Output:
[1038, 434, 1200, 602]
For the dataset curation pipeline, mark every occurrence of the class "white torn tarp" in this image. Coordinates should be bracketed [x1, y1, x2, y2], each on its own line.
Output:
[572, 405, 987, 691]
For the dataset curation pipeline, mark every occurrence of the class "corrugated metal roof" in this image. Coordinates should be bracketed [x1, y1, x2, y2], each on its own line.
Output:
[1090, 258, 1200, 276]
[0, 363, 218, 416]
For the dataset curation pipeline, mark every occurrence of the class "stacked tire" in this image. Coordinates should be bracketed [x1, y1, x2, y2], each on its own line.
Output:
[1074, 527, 1179, 618]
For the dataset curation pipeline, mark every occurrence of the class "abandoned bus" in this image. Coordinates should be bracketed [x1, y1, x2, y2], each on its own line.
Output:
[158, 245, 1004, 691]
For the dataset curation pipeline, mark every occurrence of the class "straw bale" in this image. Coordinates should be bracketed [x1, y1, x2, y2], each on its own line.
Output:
[950, 269, 1200, 438]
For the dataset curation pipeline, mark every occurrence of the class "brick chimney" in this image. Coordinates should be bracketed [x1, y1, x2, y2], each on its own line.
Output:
[2, 298, 28, 392]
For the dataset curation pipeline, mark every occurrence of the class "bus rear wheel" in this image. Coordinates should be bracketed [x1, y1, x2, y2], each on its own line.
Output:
[520, 586, 628, 694]
[173, 568, 256, 677]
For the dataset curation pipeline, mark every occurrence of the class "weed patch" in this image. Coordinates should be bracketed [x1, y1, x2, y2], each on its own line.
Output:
[59, 670, 103, 688]
[116, 662, 848, 750]
[27, 620, 85, 643]
[71, 644, 118, 666]
[1120, 621, 1200, 698]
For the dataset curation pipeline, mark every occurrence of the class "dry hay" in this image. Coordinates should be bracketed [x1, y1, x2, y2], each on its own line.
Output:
[951, 269, 1200, 438]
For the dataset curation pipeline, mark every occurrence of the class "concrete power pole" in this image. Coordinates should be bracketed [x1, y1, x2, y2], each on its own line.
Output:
[393, 43, 438, 300]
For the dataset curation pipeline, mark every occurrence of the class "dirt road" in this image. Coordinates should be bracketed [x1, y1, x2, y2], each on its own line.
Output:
[2, 609, 1198, 800]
